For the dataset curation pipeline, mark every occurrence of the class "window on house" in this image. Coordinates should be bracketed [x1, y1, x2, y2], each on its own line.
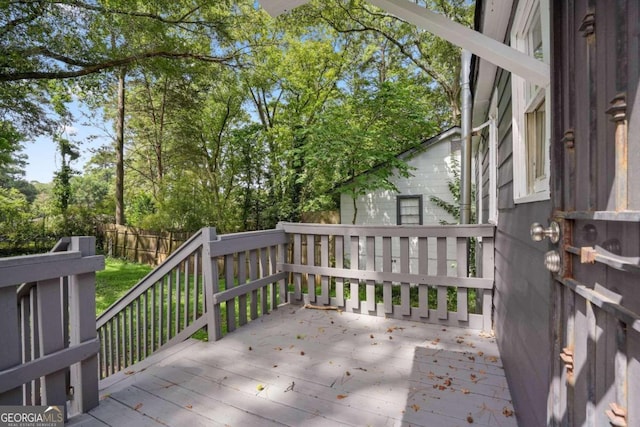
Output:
[397, 196, 423, 225]
[511, 0, 550, 203]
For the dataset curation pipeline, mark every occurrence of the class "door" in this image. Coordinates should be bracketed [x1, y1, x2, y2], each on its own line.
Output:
[540, 1, 640, 426]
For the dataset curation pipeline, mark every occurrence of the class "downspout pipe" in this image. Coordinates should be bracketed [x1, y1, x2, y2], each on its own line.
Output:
[460, 49, 473, 225]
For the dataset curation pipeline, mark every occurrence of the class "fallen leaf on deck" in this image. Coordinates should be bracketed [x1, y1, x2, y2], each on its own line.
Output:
[479, 369, 486, 375]
[411, 404, 420, 412]
[370, 334, 375, 339]
[477, 351, 484, 356]
[134, 403, 143, 411]
[467, 414, 474, 423]
[431, 338, 440, 345]
[485, 356, 498, 363]
[274, 347, 283, 351]
[346, 371, 351, 376]
[300, 351, 305, 356]
[444, 379, 452, 386]
[124, 371, 135, 375]
[503, 407, 514, 417]
[456, 339, 464, 344]
[461, 388, 471, 394]
[256, 384, 265, 391]
[248, 346, 252, 351]
[389, 336, 393, 340]
[337, 394, 348, 400]
[185, 405, 192, 409]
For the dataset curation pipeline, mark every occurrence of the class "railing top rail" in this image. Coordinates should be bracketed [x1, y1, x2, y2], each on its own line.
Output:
[1, 251, 104, 289]
[0, 250, 79, 269]
[208, 228, 287, 257]
[278, 222, 496, 238]
[16, 237, 73, 298]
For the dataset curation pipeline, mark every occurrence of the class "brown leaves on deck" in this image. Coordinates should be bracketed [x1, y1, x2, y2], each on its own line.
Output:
[134, 403, 143, 411]
[185, 405, 193, 409]
[124, 370, 135, 375]
[467, 414, 474, 423]
[336, 394, 348, 400]
[461, 388, 471, 394]
[502, 407, 515, 417]
[411, 404, 420, 412]
[431, 338, 440, 345]
[485, 355, 498, 363]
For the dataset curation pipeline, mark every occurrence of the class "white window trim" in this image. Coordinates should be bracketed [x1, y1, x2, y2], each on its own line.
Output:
[511, 0, 551, 204]
[488, 89, 499, 224]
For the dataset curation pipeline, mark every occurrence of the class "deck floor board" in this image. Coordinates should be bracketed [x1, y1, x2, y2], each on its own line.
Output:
[75, 306, 518, 427]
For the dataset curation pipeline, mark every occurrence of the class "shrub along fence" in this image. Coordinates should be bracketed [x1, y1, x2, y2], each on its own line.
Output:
[97, 224, 193, 266]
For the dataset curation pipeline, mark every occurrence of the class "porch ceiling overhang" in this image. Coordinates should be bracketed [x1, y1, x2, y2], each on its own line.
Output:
[258, 0, 550, 88]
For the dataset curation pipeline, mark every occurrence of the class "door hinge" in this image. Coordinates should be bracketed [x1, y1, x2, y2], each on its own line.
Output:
[580, 246, 597, 264]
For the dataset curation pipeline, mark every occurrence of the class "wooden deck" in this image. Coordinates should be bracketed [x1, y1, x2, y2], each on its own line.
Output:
[68, 306, 517, 427]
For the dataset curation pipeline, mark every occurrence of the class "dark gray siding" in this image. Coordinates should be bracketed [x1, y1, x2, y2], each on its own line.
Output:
[482, 69, 554, 427]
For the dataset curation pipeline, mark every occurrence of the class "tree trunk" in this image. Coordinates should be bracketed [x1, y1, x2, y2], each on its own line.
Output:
[115, 67, 126, 225]
[351, 195, 358, 225]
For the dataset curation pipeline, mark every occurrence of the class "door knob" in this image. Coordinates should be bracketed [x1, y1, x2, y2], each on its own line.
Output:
[530, 221, 560, 244]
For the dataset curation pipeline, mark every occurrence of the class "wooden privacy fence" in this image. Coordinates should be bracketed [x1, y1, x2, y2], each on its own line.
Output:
[0, 237, 104, 419]
[98, 224, 193, 265]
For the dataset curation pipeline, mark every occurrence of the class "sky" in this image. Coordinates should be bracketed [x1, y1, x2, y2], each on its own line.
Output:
[22, 102, 110, 183]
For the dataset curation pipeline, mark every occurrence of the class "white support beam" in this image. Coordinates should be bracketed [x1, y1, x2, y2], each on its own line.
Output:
[258, 0, 550, 87]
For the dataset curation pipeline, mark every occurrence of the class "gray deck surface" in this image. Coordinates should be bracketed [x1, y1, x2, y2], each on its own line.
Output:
[68, 305, 518, 426]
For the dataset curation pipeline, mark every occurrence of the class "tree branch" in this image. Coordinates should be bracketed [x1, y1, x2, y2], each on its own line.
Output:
[0, 51, 237, 81]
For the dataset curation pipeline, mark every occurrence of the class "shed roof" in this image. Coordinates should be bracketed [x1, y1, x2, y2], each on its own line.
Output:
[336, 126, 461, 190]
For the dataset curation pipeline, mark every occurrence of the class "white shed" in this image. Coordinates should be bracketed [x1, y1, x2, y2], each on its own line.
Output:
[339, 127, 462, 276]
[340, 127, 461, 226]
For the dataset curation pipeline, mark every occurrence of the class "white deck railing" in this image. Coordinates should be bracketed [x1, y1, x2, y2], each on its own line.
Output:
[279, 222, 495, 330]
[3, 223, 495, 390]
[0, 237, 104, 419]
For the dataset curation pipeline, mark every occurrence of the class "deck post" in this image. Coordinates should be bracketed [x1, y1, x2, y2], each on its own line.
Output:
[0, 285, 21, 404]
[68, 236, 99, 415]
[202, 228, 221, 341]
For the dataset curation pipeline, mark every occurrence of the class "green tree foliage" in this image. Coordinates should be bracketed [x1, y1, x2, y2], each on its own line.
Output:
[1, 0, 474, 238]
[0, 187, 32, 242]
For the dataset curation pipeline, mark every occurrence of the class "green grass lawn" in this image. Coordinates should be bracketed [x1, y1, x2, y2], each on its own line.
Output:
[96, 258, 153, 315]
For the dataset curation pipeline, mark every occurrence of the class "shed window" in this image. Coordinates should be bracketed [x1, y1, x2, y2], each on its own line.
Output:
[511, 0, 551, 203]
[397, 196, 423, 225]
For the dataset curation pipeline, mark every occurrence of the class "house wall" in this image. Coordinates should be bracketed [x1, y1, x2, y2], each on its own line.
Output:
[340, 139, 459, 226]
[340, 137, 461, 274]
[551, 1, 640, 425]
[479, 67, 553, 426]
